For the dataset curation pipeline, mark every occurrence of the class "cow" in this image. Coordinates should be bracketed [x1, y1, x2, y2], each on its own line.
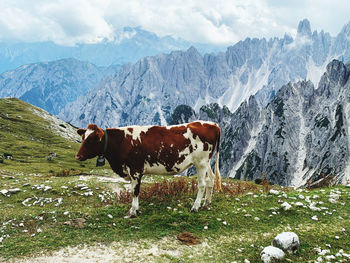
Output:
[75, 121, 222, 217]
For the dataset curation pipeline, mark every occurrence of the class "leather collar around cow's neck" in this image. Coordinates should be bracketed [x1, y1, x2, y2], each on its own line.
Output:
[103, 129, 108, 154]
[96, 129, 108, 167]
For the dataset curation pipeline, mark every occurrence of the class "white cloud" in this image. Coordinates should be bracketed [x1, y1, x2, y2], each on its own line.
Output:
[0, 0, 349, 46]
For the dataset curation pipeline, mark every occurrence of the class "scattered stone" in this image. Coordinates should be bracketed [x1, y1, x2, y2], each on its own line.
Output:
[8, 188, 21, 194]
[269, 189, 280, 195]
[311, 215, 318, 221]
[177, 232, 201, 245]
[107, 214, 113, 219]
[272, 232, 300, 253]
[0, 189, 8, 196]
[281, 202, 292, 211]
[74, 184, 88, 190]
[260, 246, 285, 263]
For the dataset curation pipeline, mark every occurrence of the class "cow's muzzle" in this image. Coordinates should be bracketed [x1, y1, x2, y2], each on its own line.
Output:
[75, 154, 85, 161]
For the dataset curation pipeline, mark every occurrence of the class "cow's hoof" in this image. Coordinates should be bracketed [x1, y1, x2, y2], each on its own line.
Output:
[127, 209, 139, 218]
[190, 207, 199, 212]
[201, 205, 211, 211]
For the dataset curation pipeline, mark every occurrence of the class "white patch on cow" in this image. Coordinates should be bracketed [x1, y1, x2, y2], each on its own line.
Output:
[84, 129, 94, 140]
[143, 161, 168, 174]
[122, 165, 131, 175]
[120, 126, 151, 142]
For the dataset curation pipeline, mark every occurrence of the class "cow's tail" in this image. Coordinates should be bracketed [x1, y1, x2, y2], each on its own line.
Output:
[214, 126, 222, 191]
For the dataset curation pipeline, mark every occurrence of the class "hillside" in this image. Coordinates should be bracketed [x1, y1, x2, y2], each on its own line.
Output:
[0, 98, 108, 174]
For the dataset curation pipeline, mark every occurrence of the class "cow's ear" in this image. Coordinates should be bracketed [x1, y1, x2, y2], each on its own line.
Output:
[77, 129, 86, 136]
[96, 128, 104, 142]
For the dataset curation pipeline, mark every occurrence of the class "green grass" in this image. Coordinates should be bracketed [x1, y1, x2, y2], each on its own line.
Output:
[0, 98, 109, 175]
[0, 98, 350, 262]
[1, 173, 349, 262]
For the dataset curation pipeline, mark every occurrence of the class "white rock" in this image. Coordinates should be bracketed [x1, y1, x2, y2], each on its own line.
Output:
[325, 255, 335, 260]
[318, 249, 330, 256]
[272, 232, 300, 253]
[328, 198, 337, 204]
[269, 189, 280, 195]
[281, 202, 292, 211]
[311, 215, 318, 221]
[0, 189, 9, 195]
[107, 214, 113, 219]
[260, 246, 285, 263]
[43, 186, 52, 192]
[8, 188, 21, 193]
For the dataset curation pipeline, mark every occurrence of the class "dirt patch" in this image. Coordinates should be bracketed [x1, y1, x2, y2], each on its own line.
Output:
[7, 236, 212, 263]
[177, 232, 201, 245]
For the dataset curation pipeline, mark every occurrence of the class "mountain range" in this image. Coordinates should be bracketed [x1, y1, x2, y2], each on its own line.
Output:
[1, 19, 350, 186]
[170, 59, 350, 187]
[59, 19, 350, 129]
[0, 58, 117, 115]
[0, 27, 224, 74]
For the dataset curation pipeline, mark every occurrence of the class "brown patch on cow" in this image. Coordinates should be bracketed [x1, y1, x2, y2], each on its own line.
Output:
[138, 125, 191, 173]
[203, 142, 209, 151]
[177, 232, 201, 245]
[128, 127, 133, 133]
[188, 122, 220, 158]
[77, 128, 86, 136]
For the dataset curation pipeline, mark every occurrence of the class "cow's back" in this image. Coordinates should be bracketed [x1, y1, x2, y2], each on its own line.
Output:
[132, 121, 220, 175]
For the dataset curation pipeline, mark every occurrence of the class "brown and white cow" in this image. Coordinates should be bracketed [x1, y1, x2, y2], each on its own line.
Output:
[75, 121, 222, 217]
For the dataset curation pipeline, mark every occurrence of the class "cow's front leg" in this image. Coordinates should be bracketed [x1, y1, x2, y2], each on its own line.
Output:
[128, 175, 142, 218]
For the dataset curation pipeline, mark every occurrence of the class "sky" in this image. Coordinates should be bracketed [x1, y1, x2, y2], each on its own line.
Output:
[0, 0, 349, 46]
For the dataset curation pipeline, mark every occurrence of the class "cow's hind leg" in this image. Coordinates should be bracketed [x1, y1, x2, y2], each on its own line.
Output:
[191, 163, 208, 212]
[202, 164, 215, 209]
[128, 175, 142, 218]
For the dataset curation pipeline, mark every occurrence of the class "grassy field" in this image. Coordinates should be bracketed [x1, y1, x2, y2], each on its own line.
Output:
[0, 98, 350, 262]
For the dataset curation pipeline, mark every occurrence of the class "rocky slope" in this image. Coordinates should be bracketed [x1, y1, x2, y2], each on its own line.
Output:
[0, 58, 116, 115]
[191, 60, 350, 187]
[59, 19, 350, 129]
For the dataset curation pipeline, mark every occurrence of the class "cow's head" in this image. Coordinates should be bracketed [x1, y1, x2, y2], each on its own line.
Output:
[75, 124, 105, 161]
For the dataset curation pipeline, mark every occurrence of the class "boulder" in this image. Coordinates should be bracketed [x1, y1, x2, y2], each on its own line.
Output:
[260, 246, 285, 263]
[272, 232, 300, 253]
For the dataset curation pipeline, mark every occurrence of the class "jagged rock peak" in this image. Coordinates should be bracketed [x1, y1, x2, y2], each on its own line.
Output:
[185, 46, 202, 58]
[325, 59, 349, 86]
[339, 21, 350, 35]
[297, 19, 312, 37]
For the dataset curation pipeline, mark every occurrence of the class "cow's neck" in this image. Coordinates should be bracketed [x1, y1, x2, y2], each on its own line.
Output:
[103, 128, 128, 177]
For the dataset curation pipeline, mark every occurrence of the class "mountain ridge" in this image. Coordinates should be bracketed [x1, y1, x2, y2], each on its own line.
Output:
[60, 19, 350, 129]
